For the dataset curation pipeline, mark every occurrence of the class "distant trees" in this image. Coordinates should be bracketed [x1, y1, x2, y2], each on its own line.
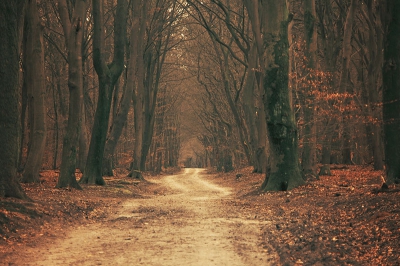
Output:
[313, 0, 385, 174]
[185, 0, 268, 173]
[2, 0, 400, 198]
[129, 0, 182, 178]
[185, 0, 304, 189]
[182, 0, 393, 189]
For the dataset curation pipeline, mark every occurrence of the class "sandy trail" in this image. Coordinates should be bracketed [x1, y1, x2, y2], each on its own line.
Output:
[7, 168, 273, 265]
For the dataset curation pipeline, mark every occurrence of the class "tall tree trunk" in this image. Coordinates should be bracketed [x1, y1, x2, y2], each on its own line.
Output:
[0, 0, 29, 199]
[79, 58, 91, 172]
[316, 0, 342, 175]
[243, 44, 263, 173]
[78, 99, 88, 172]
[255, 105, 268, 174]
[338, 0, 357, 164]
[319, 134, 332, 175]
[52, 75, 60, 170]
[141, 15, 172, 173]
[139, 51, 156, 171]
[243, 0, 268, 174]
[21, 0, 47, 183]
[261, 0, 305, 191]
[130, 0, 147, 178]
[56, 0, 86, 189]
[103, 77, 132, 176]
[80, 0, 127, 185]
[19, 75, 28, 171]
[301, 0, 318, 179]
[382, 0, 400, 184]
[364, 0, 384, 170]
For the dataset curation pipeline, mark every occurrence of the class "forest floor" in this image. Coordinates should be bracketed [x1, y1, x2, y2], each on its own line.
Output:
[0, 165, 399, 265]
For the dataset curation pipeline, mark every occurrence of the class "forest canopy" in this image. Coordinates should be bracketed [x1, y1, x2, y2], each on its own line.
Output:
[1, 0, 400, 197]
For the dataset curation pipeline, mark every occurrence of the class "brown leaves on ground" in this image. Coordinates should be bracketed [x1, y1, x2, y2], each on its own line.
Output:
[209, 165, 400, 266]
[1, 166, 399, 265]
[0, 169, 162, 260]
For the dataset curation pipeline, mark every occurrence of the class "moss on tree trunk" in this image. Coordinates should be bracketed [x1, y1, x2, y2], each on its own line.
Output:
[262, 2, 304, 191]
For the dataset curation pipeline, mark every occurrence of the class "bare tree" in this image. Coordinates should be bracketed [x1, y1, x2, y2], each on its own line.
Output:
[130, 0, 180, 177]
[79, 0, 127, 185]
[261, 0, 304, 191]
[186, 0, 267, 172]
[56, 0, 87, 189]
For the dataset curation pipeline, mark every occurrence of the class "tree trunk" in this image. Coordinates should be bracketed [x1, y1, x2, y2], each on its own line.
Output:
[56, 0, 86, 189]
[242, 44, 258, 171]
[382, 0, 400, 184]
[19, 75, 28, 172]
[78, 99, 88, 172]
[21, 0, 47, 183]
[141, 11, 173, 172]
[243, 0, 268, 174]
[78, 58, 91, 172]
[301, 0, 318, 179]
[130, 0, 147, 178]
[0, 0, 30, 199]
[52, 77, 60, 170]
[80, 0, 127, 185]
[364, 1, 384, 170]
[261, 0, 305, 191]
[316, 0, 343, 175]
[338, 0, 357, 164]
[103, 78, 132, 176]
[319, 139, 332, 176]
[255, 93, 268, 174]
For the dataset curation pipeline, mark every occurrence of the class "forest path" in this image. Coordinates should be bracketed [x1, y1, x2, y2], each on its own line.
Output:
[8, 168, 273, 265]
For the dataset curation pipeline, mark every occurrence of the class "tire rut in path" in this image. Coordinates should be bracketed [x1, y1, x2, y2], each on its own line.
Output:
[9, 168, 274, 265]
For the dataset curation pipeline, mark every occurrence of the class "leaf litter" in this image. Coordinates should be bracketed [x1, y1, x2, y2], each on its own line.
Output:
[207, 165, 400, 266]
[0, 165, 399, 265]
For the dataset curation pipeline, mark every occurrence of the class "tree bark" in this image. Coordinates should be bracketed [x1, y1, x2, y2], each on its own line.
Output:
[319, 139, 332, 176]
[261, 0, 305, 191]
[80, 0, 127, 185]
[338, 0, 357, 164]
[21, 0, 47, 183]
[56, 0, 87, 189]
[300, 0, 318, 179]
[243, 44, 264, 173]
[364, 0, 384, 170]
[78, 100, 88, 172]
[103, 77, 132, 176]
[243, 0, 268, 174]
[130, 0, 147, 178]
[316, 0, 342, 175]
[0, 0, 30, 199]
[382, 0, 400, 184]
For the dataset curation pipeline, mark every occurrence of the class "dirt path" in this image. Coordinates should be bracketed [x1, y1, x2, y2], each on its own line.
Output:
[6, 169, 275, 265]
